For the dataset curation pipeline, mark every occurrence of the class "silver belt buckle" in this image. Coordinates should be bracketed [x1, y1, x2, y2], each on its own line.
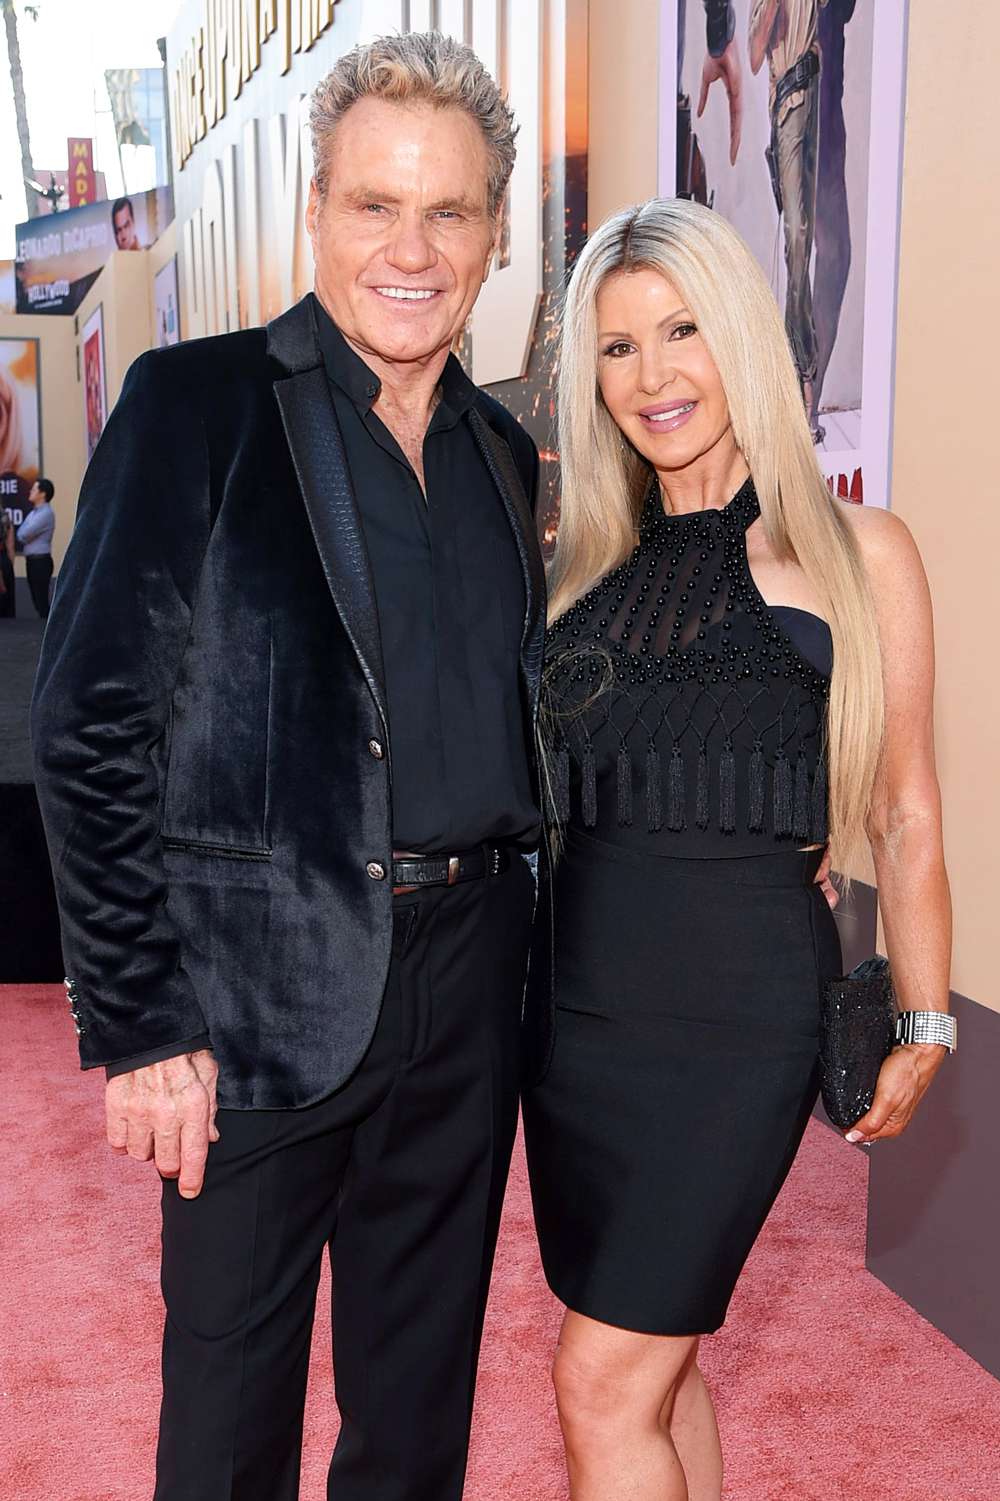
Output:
[447, 855, 460, 886]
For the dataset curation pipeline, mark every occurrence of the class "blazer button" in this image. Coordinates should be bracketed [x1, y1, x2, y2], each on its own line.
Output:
[368, 738, 384, 760]
[366, 861, 387, 881]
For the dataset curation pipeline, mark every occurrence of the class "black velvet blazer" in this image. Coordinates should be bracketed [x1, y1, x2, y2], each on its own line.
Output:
[30, 296, 546, 1109]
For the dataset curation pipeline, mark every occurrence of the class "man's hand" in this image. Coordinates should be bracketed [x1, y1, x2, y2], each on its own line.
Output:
[697, 42, 743, 165]
[813, 843, 839, 910]
[106, 1049, 219, 1199]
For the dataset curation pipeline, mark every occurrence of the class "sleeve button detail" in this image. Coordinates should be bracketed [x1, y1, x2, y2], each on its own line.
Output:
[366, 861, 387, 881]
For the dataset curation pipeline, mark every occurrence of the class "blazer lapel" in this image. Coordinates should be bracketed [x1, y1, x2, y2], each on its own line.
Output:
[467, 407, 547, 717]
[268, 299, 388, 730]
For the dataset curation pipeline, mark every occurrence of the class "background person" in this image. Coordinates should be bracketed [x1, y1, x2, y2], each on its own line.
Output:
[523, 198, 952, 1500]
[17, 477, 55, 619]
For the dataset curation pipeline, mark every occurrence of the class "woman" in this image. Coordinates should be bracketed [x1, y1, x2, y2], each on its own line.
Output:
[522, 199, 952, 1500]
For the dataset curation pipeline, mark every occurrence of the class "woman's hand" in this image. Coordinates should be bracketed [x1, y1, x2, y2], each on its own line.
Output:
[844, 1042, 947, 1144]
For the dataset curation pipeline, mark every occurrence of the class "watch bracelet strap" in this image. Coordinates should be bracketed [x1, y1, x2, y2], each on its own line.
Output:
[896, 1010, 957, 1052]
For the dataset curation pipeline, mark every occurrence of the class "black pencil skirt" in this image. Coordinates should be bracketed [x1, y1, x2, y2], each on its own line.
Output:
[522, 827, 843, 1335]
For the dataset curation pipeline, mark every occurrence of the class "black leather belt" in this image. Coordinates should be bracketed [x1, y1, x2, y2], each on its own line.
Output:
[392, 844, 509, 890]
[773, 48, 820, 113]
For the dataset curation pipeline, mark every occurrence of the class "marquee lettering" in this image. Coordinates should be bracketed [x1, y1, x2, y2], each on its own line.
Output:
[172, 0, 338, 167]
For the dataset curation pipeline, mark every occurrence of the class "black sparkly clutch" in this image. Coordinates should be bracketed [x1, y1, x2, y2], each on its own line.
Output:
[819, 957, 898, 1130]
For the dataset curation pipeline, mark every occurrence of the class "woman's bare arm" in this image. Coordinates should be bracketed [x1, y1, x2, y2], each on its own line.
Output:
[843, 505, 951, 1143]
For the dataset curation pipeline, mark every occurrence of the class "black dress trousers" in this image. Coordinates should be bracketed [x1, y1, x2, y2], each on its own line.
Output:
[154, 853, 535, 1501]
[25, 553, 53, 618]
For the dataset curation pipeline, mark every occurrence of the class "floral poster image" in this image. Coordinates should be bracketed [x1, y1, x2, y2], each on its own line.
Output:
[0, 337, 43, 541]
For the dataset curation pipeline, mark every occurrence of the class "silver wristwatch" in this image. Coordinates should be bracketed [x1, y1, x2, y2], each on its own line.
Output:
[896, 1010, 957, 1053]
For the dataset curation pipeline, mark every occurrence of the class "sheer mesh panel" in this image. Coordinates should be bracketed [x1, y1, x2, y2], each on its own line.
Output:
[543, 478, 831, 851]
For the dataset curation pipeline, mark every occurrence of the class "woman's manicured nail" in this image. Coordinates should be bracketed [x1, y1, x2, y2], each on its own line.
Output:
[845, 1130, 864, 1143]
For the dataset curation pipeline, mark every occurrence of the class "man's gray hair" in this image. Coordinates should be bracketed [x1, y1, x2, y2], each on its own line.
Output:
[309, 31, 517, 218]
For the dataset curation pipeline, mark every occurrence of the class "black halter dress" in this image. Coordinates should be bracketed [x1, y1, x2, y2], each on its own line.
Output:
[522, 477, 844, 1334]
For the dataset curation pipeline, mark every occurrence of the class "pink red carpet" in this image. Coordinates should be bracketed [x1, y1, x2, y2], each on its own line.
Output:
[2, 984, 998, 1500]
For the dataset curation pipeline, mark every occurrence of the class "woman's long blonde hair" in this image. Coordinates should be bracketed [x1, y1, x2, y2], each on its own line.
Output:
[548, 198, 883, 869]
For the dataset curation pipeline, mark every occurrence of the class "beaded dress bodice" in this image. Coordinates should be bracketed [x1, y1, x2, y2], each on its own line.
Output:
[543, 477, 831, 857]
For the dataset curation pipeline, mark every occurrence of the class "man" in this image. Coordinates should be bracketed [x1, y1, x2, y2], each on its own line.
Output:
[32, 32, 544, 1501]
[111, 195, 141, 250]
[750, 0, 828, 441]
[17, 476, 55, 619]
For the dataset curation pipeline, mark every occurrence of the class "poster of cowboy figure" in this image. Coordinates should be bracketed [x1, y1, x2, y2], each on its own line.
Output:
[662, 0, 908, 508]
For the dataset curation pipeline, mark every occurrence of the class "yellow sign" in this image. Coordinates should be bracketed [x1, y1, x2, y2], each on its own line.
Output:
[67, 137, 97, 207]
[172, 0, 338, 171]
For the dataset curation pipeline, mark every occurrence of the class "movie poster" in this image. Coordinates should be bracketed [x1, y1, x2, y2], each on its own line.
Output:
[81, 305, 108, 460]
[0, 337, 43, 544]
[0, 261, 15, 315]
[660, 0, 907, 508]
[154, 257, 181, 347]
[14, 186, 174, 316]
[471, 0, 589, 543]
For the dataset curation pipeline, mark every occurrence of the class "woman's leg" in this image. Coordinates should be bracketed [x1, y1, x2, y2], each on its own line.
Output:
[552, 1308, 702, 1500]
[660, 1341, 723, 1501]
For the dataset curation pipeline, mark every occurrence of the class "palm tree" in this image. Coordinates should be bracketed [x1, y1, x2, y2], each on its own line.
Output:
[2, 1, 41, 219]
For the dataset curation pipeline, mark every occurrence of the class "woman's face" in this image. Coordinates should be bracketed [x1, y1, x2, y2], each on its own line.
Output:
[595, 267, 734, 474]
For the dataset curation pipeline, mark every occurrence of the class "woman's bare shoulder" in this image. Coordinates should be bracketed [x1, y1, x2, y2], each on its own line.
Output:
[836, 498, 924, 582]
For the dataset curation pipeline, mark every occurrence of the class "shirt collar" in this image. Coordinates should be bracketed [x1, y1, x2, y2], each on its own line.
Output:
[311, 292, 479, 423]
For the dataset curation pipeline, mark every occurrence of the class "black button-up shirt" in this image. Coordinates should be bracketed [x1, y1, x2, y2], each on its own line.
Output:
[314, 297, 539, 854]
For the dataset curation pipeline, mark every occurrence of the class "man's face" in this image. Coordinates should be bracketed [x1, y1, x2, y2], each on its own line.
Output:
[113, 205, 139, 250]
[28, 482, 41, 505]
[306, 98, 499, 371]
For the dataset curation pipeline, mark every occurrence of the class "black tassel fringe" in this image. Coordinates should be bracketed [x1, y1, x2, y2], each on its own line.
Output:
[749, 741, 765, 831]
[646, 744, 663, 832]
[581, 742, 597, 827]
[667, 746, 686, 831]
[719, 740, 736, 833]
[793, 751, 811, 839]
[696, 747, 710, 830]
[554, 737, 829, 841]
[773, 751, 793, 836]
[811, 755, 828, 842]
[617, 744, 633, 827]
[553, 743, 570, 824]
